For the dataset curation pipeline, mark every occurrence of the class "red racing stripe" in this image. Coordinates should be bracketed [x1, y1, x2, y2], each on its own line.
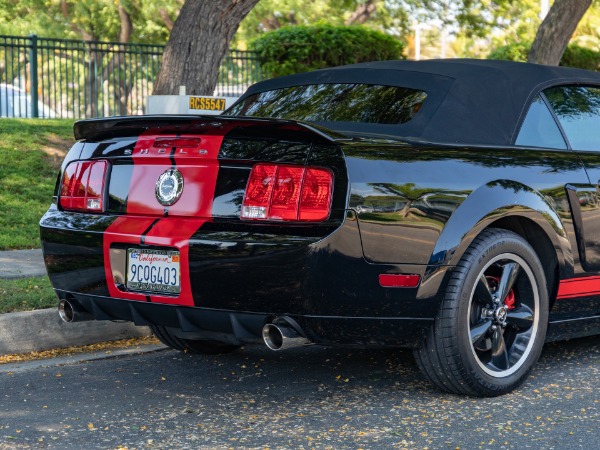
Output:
[557, 276, 600, 299]
[103, 128, 227, 307]
[141, 218, 206, 305]
[103, 216, 162, 302]
[126, 130, 174, 216]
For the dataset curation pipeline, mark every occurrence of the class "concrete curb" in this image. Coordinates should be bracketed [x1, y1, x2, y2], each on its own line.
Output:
[0, 343, 167, 373]
[0, 308, 151, 355]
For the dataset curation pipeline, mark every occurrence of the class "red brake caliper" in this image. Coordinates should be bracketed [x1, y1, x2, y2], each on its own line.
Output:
[486, 276, 516, 309]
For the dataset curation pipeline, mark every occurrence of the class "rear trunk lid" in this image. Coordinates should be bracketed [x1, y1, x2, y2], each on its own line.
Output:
[64, 116, 348, 229]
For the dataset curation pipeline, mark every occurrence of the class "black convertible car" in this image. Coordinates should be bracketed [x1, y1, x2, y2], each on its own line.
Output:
[41, 59, 600, 396]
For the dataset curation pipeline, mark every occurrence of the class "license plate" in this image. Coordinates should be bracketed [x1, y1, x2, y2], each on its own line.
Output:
[126, 248, 180, 294]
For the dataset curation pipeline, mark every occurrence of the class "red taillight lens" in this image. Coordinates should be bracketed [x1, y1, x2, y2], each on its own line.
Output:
[59, 160, 108, 212]
[270, 166, 304, 220]
[299, 168, 334, 221]
[241, 164, 333, 222]
[241, 164, 277, 219]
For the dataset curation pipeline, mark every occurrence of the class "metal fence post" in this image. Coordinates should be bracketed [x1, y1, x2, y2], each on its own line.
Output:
[28, 34, 39, 118]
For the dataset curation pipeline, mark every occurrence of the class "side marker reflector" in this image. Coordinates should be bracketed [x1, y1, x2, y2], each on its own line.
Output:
[379, 274, 421, 288]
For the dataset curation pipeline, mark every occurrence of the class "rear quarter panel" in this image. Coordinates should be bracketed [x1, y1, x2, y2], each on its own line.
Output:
[344, 142, 594, 320]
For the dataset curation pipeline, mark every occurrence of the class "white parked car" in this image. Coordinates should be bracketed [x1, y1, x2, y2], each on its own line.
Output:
[0, 83, 56, 118]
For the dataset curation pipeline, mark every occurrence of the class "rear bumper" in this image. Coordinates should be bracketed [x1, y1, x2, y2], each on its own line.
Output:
[41, 208, 450, 347]
[55, 291, 433, 348]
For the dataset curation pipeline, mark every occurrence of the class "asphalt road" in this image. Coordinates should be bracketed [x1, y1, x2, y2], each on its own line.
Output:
[1, 336, 599, 450]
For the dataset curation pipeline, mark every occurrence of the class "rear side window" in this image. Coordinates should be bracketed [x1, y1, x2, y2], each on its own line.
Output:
[226, 83, 427, 125]
[545, 85, 600, 151]
[515, 95, 567, 149]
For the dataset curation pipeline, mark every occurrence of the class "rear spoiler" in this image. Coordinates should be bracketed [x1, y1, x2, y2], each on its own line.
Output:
[73, 115, 342, 143]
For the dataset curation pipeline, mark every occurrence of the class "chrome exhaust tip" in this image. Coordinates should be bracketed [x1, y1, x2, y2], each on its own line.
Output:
[58, 299, 93, 323]
[262, 317, 312, 351]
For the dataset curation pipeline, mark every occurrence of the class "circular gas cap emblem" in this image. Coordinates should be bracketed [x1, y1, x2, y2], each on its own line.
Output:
[155, 169, 184, 206]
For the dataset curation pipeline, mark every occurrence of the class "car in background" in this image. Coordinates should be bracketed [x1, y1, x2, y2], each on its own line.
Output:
[0, 83, 56, 118]
[40, 59, 600, 396]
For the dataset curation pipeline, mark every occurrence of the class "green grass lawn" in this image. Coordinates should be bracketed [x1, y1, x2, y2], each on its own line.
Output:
[0, 118, 75, 250]
[0, 276, 57, 313]
[0, 119, 73, 313]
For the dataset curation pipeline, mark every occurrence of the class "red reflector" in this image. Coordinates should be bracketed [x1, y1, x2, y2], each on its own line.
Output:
[59, 160, 108, 212]
[379, 274, 421, 288]
[241, 164, 333, 222]
[153, 137, 201, 148]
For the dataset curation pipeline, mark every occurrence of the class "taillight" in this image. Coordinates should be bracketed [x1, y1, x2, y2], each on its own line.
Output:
[59, 160, 108, 212]
[241, 163, 333, 222]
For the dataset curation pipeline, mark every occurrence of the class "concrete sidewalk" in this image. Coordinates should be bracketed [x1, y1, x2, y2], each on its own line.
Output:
[0, 248, 47, 279]
[0, 249, 151, 355]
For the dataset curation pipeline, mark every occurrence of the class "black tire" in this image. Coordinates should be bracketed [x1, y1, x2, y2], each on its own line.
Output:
[414, 228, 549, 397]
[150, 325, 241, 355]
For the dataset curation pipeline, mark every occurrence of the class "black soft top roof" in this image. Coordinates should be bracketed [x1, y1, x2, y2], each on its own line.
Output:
[237, 59, 600, 146]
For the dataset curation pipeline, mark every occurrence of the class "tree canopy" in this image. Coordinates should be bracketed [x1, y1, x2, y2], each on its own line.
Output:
[2, 0, 600, 102]
[0, 0, 182, 43]
[2, 0, 599, 62]
[235, 0, 409, 46]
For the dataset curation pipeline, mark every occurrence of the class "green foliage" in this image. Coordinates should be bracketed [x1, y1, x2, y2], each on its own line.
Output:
[251, 25, 405, 77]
[0, 0, 180, 44]
[561, 45, 600, 71]
[0, 276, 56, 313]
[488, 42, 600, 71]
[236, 0, 409, 47]
[487, 42, 531, 62]
[456, 0, 542, 41]
[0, 119, 74, 250]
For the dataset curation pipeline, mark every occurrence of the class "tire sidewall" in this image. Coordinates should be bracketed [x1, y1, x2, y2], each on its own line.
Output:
[452, 232, 549, 395]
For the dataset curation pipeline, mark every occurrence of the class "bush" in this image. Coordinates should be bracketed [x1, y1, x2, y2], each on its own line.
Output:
[488, 42, 600, 71]
[487, 42, 530, 63]
[250, 24, 405, 78]
[561, 45, 600, 71]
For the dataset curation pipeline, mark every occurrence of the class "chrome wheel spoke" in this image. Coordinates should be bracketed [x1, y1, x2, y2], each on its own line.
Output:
[490, 328, 509, 371]
[506, 305, 534, 331]
[474, 275, 494, 307]
[470, 319, 493, 347]
[497, 262, 520, 304]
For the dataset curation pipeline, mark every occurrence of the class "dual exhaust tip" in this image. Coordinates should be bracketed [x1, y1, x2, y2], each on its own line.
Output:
[262, 317, 312, 351]
[58, 299, 93, 323]
[58, 300, 311, 352]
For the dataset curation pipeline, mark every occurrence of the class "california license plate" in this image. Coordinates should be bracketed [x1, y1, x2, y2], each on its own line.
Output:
[126, 248, 180, 294]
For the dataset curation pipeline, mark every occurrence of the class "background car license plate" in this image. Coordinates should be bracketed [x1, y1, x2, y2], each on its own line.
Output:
[127, 249, 180, 294]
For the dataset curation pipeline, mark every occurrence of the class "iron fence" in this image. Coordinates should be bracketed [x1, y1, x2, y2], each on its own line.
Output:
[0, 34, 263, 119]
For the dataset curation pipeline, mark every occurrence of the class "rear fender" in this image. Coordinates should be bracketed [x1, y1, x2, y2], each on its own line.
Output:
[430, 180, 573, 279]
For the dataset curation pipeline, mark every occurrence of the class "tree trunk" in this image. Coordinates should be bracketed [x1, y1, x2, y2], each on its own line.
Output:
[153, 0, 260, 96]
[102, 4, 133, 115]
[159, 8, 175, 31]
[528, 0, 592, 65]
[345, 0, 379, 26]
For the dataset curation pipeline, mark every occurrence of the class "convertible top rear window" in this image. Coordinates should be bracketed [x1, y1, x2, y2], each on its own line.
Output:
[226, 83, 427, 125]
